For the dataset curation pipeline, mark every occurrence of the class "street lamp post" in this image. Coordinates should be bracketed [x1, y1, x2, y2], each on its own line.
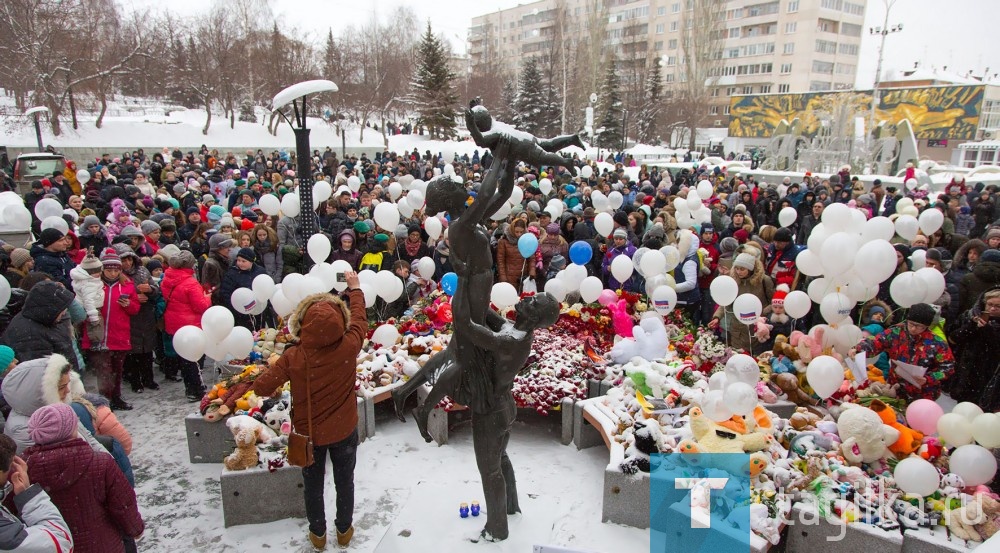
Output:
[272, 80, 339, 238]
[867, 0, 903, 145]
[24, 107, 49, 152]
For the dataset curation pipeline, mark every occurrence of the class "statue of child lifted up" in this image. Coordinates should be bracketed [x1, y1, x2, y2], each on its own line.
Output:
[466, 98, 585, 176]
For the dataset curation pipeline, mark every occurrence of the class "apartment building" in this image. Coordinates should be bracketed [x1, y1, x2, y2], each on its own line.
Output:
[469, 0, 868, 129]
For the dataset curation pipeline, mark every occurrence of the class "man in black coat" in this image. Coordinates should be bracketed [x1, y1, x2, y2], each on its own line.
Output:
[0, 280, 79, 371]
[29, 229, 74, 289]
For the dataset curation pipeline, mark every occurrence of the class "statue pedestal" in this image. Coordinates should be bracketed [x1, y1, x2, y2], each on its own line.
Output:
[373, 481, 564, 552]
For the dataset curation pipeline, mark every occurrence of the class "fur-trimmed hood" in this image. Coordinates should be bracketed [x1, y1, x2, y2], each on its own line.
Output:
[287, 292, 352, 349]
[1, 355, 82, 417]
[861, 299, 894, 327]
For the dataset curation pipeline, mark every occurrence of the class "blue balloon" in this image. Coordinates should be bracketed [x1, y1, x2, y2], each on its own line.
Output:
[569, 241, 593, 265]
[517, 233, 539, 258]
[441, 272, 458, 296]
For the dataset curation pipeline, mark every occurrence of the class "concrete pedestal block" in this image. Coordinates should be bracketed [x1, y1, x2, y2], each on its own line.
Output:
[901, 529, 971, 553]
[220, 464, 305, 527]
[587, 379, 602, 399]
[560, 397, 576, 445]
[764, 399, 797, 419]
[416, 386, 451, 445]
[603, 467, 650, 529]
[356, 397, 367, 443]
[572, 400, 606, 450]
[785, 503, 902, 553]
[185, 413, 233, 464]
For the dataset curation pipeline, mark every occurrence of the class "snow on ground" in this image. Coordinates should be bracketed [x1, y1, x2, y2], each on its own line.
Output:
[96, 371, 649, 553]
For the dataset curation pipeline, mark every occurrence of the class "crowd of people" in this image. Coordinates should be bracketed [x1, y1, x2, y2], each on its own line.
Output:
[0, 143, 998, 550]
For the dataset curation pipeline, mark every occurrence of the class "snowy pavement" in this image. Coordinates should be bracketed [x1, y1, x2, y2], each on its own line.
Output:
[108, 374, 650, 552]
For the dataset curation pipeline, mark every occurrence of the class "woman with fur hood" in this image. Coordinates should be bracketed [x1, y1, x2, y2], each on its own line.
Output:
[328, 229, 362, 271]
[495, 220, 534, 287]
[251, 273, 366, 549]
[709, 247, 775, 354]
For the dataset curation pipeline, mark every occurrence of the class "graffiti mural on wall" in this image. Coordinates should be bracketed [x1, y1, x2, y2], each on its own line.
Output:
[728, 85, 985, 140]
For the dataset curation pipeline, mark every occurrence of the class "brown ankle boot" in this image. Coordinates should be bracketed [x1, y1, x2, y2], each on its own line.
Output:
[336, 526, 354, 547]
[308, 531, 326, 550]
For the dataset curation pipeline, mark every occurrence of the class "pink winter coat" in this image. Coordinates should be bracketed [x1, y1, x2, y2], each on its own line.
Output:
[82, 278, 140, 351]
[160, 266, 211, 335]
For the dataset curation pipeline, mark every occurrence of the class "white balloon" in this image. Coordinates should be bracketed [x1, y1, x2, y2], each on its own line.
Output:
[563, 263, 588, 290]
[686, 190, 702, 211]
[594, 212, 614, 236]
[443, 164, 455, 176]
[819, 292, 853, 325]
[696, 180, 713, 199]
[223, 326, 255, 358]
[821, 202, 852, 232]
[897, 197, 915, 212]
[259, 194, 281, 216]
[204, 339, 229, 362]
[271, 290, 294, 317]
[725, 354, 760, 386]
[173, 325, 207, 362]
[948, 445, 998, 486]
[307, 234, 331, 263]
[2, 205, 31, 229]
[417, 257, 436, 280]
[952, 402, 985, 422]
[281, 273, 306, 304]
[806, 355, 844, 399]
[639, 250, 667, 278]
[651, 285, 677, 315]
[406, 189, 425, 210]
[329, 260, 352, 292]
[972, 413, 1000, 448]
[821, 232, 859, 276]
[387, 182, 403, 200]
[894, 215, 919, 241]
[373, 202, 400, 231]
[890, 272, 926, 309]
[581, 165, 594, 179]
[694, 207, 712, 224]
[347, 175, 361, 193]
[893, 457, 941, 497]
[546, 199, 564, 219]
[375, 270, 403, 301]
[861, 217, 895, 243]
[592, 191, 610, 212]
[909, 249, 926, 270]
[508, 186, 524, 206]
[850, 208, 867, 228]
[201, 306, 234, 342]
[424, 216, 442, 240]
[371, 324, 400, 348]
[280, 193, 300, 217]
[708, 372, 728, 391]
[76, 170, 90, 184]
[490, 201, 512, 221]
[0, 278, 10, 309]
[40, 216, 68, 235]
[359, 283, 377, 307]
[937, 413, 974, 446]
[632, 247, 650, 277]
[701, 389, 734, 422]
[490, 282, 519, 309]
[710, 276, 739, 306]
[854, 239, 898, 286]
[313, 180, 333, 203]
[795, 250, 824, 277]
[543, 278, 567, 302]
[732, 294, 763, 325]
[915, 267, 945, 303]
[397, 196, 415, 218]
[230, 287, 258, 315]
[579, 276, 603, 303]
[660, 245, 680, 271]
[778, 207, 797, 228]
[807, 223, 829, 256]
[608, 191, 624, 209]
[610, 255, 634, 283]
[538, 178, 553, 195]
[673, 197, 689, 214]
[300, 275, 328, 297]
[783, 290, 811, 319]
[807, 277, 830, 303]
[34, 198, 63, 220]
[724, 382, 758, 417]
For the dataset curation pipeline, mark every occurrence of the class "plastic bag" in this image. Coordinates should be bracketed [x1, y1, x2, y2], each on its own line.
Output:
[522, 277, 537, 294]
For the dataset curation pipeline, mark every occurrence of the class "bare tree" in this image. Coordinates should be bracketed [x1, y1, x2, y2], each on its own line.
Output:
[670, 0, 724, 150]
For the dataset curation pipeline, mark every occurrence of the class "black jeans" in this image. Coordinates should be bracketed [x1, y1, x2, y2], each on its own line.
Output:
[302, 429, 359, 536]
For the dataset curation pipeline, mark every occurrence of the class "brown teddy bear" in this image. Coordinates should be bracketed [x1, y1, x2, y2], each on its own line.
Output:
[774, 373, 818, 407]
[789, 407, 822, 431]
[223, 415, 276, 470]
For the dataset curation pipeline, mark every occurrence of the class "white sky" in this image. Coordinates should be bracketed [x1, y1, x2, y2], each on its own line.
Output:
[127, 0, 999, 89]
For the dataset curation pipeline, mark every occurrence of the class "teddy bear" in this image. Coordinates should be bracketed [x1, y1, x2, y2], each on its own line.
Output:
[263, 400, 291, 438]
[868, 399, 922, 456]
[608, 317, 669, 365]
[676, 407, 772, 477]
[619, 419, 662, 475]
[774, 373, 818, 407]
[836, 403, 900, 465]
[789, 407, 822, 431]
[223, 415, 276, 470]
[974, 495, 1000, 541]
[946, 494, 1000, 542]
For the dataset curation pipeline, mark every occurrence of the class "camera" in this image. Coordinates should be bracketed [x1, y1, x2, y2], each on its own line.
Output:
[336, 273, 347, 283]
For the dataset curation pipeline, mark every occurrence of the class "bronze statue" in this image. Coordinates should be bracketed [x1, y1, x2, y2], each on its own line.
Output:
[466, 99, 585, 176]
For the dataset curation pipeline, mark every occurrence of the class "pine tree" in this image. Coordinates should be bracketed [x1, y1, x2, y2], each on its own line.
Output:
[496, 78, 517, 124]
[539, 58, 563, 138]
[513, 57, 545, 136]
[637, 61, 662, 144]
[410, 22, 459, 139]
[596, 65, 624, 150]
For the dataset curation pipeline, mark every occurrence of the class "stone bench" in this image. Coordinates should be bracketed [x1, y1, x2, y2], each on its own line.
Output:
[220, 464, 305, 527]
[185, 396, 369, 464]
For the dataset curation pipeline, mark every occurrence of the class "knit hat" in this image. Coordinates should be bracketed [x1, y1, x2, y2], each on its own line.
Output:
[159, 218, 177, 231]
[982, 249, 1000, 264]
[203, 194, 216, 204]
[734, 252, 756, 271]
[80, 251, 103, 272]
[236, 248, 256, 263]
[38, 227, 65, 248]
[172, 183, 186, 196]
[120, 225, 143, 239]
[734, 229, 749, 244]
[0, 346, 15, 372]
[185, 206, 200, 217]
[82, 215, 101, 229]
[987, 229, 1000, 242]
[719, 237, 739, 256]
[10, 248, 31, 269]
[353, 221, 370, 234]
[169, 250, 197, 269]
[772, 284, 789, 306]
[140, 220, 160, 235]
[145, 259, 163, 273]
[774, 228, 793, 242]
[158, 244, 181, 262]
[701, 223, 715, 234]
[612, 211, 629, 227]
[208, 233, 234, 252]
[373, 233, 389, 244]
[100, 247, 121, 267]
[613, 228, 628, 239]
[28, 403, 78, 446]
[545, 223, 560, 235]
[907, 303, 936, 327]
[219, 216, 235, 229]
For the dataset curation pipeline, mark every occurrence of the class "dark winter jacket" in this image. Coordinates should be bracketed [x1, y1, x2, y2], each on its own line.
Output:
[23, 438, 144, 552]
[0, 282, 78, 371]
[950, 286, 1000, 409]
[328, 229, 362, 270]
[202, 252, 230, 305]
[959, 260, 1000, 314]
[77, 225, 110, 256]
[219, 262, 266, 330]
[124, 263, 159, 354]
[29, 244, 74, 289]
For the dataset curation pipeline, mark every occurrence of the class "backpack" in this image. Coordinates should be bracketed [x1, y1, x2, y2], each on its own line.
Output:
[359, 251, 384, 272]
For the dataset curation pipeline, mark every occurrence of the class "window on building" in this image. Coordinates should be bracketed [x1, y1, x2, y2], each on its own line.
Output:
[817, 19, 838, 33]
[778, 83, 790, 93]
[656, 23, 665, 34]
[783, 42, 795, 54]
[726, 87, 737, 95]
[787, 0, 799, 12]
[838, 43, 859, 56]
[843, 2, 865, 16]
[810, 81, 832, 91]
[668, 39, 678, 49]
[670, 21, 678, 31]
[840, 22, 862, 36]
[785, 22, 797, 34]
[655, 41, 664, 50]
[729, 27, 740, 38]
[760, 84, 771, 93]
[982, 100, 1000, 129]
[743, 85, 753, 94]
[746, 2, 780, 17]
[724, 105, 731, 115]
[666, 55, 677, 65]
[821, 0, 843, 9]
[711, 88, 720, 97]
[815, 39, 838, 54]
[813, 60, 835, 73]
[666, 73, 676, 82]
[657, 6, 666, 16]
[836, 63, 855, 75]
[710, 106, 719, 115]
[780, 63, 792, 73]
[672, 3, 680, 13]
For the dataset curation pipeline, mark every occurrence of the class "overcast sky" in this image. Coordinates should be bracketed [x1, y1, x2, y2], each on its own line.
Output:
[128, 0, 999, 89]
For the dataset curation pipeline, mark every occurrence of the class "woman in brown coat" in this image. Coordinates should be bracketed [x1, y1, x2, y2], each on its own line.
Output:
[251, 272, 365, 550]
[495, 219, 534, 287]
